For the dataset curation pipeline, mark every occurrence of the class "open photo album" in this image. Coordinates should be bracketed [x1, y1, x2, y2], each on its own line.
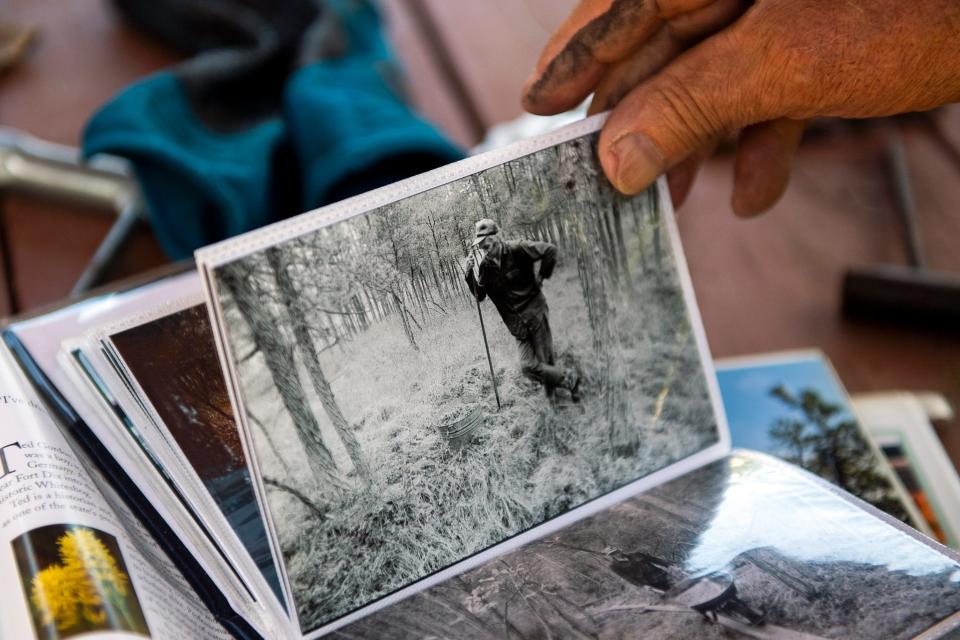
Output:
[0, 116, 958, 639]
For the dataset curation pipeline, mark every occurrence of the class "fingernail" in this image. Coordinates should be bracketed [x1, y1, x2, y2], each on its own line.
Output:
[607, 133, 665, 194]
[521, 72, 541, 109]
[522, 71, 538, 95]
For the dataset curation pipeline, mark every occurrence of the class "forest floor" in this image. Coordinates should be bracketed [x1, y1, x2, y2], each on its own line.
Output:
[243, 262, 719, 630]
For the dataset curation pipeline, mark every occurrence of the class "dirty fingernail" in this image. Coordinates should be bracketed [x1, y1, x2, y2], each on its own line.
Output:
[521, 72, 544, 109]
[522, 71, 539, 94]
[608, 133, 665, 194]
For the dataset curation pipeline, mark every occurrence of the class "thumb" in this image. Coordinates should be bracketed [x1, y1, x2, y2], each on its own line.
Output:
[598, 30, 770, 194]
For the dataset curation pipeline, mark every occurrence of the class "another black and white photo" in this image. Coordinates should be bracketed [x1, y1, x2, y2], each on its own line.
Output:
[336, 452, 960, 640]
[207, 126, 724, 632]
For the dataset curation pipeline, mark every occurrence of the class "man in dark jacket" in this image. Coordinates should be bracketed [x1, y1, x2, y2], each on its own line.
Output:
[465, 218, 580, 401]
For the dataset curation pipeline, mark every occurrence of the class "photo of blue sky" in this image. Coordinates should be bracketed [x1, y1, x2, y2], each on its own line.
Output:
[716, 352, 854, 455]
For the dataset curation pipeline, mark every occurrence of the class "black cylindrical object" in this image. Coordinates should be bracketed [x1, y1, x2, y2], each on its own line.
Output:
[843, 264, 960, 327]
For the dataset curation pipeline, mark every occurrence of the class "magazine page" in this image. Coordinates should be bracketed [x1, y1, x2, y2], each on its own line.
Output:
[714, 350, 929, 534]
[3, 273, 278, 637]
[0, 344, 232, 640]
[59, 332, 278, 625]
[337, 450, 960, 640]
[98, 299, 283, 602]
[197, 114, 730, 636]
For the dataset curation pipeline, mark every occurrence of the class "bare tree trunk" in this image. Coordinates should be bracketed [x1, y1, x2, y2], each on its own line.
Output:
[427, 215, 454, 302]
[219, 262, 344, 491]
[471, 174, 491, 221]
[558, 139, 613, 353]
[392, 287, 420, 350]
[267, 248, 371, 484]
[409, 267, 428, 322]
[248, 411, 292, 476]
[612, 199, 633, 289]
[648, 190, 663, 280]
[401, 280, 425, 330]
[429, 261, 448, 302]
[420, 267, 446, 314]
[370, 289, 384, 322]
[352, 295, 368, 330]
[600, 206, 621, 286]
[559, 137, 634, 453]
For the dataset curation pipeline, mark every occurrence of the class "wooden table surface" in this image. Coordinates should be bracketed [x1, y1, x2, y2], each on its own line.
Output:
[2, 0, 958, 468]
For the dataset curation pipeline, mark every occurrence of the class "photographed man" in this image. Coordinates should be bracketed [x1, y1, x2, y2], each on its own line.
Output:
[464, 218, 580, 402]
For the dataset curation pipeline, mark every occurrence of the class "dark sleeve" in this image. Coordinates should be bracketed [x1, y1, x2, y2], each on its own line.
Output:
[519, 240, 557, 280]
[464, 261, 486, 302]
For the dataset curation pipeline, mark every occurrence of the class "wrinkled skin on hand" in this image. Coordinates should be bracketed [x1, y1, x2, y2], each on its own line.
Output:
[522, 0, 960, 215]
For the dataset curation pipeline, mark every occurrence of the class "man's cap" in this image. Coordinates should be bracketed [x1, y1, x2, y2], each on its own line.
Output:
[471, 218, 499, 245]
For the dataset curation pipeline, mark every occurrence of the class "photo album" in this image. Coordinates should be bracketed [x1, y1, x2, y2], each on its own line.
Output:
[0, 115, 958, 640]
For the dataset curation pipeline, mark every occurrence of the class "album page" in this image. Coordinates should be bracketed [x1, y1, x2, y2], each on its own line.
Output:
[198, 115, 729, 636]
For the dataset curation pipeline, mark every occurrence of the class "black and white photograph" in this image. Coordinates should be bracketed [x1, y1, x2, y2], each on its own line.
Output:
[336, 453, 960, 640]
[211, 131, 722, 630]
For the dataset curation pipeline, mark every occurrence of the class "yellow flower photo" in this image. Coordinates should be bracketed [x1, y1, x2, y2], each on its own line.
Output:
[13, 524, 150, 639]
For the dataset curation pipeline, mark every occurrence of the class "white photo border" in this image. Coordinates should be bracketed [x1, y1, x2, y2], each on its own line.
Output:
[197, 114, 732, 638]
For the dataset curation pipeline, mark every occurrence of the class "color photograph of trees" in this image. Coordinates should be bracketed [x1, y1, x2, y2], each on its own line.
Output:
[108, 305, 281, 599]
[716, 354, 913, 523]
[213, 132, 720, 631]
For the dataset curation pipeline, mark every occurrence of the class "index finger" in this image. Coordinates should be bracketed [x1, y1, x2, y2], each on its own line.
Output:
[522, 0, 715, 114]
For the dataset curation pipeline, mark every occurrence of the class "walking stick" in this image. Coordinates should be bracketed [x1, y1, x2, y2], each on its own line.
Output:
[468, 246, 502, 411]
[475, 291, 502, 411]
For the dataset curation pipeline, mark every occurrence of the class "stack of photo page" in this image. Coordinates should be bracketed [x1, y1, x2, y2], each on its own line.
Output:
[2, 116, 960, 640]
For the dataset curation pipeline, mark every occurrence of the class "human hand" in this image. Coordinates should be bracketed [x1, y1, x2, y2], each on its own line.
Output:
[466, 250, 486, 280]
[522, 0, 960, 215]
